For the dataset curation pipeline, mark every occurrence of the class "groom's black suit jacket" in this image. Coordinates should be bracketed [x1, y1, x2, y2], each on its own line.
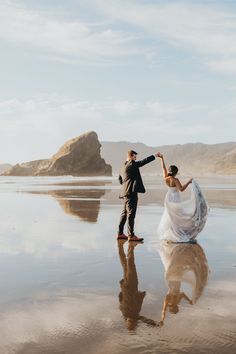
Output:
[118, 155, 155, 198]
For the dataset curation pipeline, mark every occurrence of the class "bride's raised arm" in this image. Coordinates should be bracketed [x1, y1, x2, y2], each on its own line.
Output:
[157, 153, 168, 178]
[175, 178, 192, 192]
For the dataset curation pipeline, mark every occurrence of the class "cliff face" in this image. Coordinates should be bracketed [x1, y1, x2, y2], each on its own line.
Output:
[3, 131, 112, 176]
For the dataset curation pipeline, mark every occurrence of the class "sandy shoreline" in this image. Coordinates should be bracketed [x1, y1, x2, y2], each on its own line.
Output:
[0, 176, 235, 353]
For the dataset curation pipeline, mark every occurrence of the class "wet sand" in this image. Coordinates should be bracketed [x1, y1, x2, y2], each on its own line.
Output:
[0, 176, 235, 354]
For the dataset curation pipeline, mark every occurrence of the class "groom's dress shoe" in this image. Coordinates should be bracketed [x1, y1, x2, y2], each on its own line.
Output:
[128, 235, 144, 242]
[117, 233, 128, 240]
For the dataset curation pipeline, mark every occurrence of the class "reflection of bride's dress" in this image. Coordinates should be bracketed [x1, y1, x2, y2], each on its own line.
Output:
[159, 242, 209, 306]
[157, 179, 208, 242]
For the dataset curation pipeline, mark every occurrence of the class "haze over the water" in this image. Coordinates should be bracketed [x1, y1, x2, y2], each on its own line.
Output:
[0, 0, 236, 163]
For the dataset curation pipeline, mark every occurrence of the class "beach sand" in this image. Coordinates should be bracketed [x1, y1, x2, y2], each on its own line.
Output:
[0, 176, 235, 354]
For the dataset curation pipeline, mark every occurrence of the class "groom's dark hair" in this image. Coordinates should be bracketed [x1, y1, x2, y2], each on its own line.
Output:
[127, 150, 138, 158]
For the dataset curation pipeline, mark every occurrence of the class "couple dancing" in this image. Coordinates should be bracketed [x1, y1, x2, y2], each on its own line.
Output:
[117, 150, 208, 242]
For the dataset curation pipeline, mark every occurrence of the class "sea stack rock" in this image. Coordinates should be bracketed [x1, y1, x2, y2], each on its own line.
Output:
[37, 131, 112, 176]
[2, 131, 112, 176]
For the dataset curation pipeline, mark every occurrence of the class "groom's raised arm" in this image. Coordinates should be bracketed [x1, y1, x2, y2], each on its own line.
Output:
[136, 153, 159, 167]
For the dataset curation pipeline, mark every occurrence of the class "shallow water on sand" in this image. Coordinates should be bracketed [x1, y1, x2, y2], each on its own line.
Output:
[0, 176, 235, 354]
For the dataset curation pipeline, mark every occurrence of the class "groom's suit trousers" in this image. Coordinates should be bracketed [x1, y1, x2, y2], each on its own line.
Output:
[118, 193, 138, 236]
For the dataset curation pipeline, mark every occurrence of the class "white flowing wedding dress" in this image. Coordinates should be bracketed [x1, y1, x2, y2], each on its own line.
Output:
[157, 179, 208, 242]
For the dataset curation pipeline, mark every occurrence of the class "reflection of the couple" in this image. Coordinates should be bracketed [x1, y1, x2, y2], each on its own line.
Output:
[158, 242, 209, 325]
[117, 240, 157, 331]
[117, 240, 209, 331]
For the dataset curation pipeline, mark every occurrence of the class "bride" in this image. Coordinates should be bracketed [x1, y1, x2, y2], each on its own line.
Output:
[157, 153, 208, 243]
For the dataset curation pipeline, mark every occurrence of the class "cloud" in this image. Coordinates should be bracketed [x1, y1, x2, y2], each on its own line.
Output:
[94, 0, 236, 73]
[0, 1, 141, 63]
[208, 59, 236, 74]
[0, 94, 209, 134]
[113, 100, 138, 115]
[146, 100, 204, 115]
[1, 1, 236, 72]
[0, 93, 234, 163]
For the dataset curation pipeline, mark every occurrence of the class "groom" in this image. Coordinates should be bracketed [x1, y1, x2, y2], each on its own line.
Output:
[117, 150, 159, 242]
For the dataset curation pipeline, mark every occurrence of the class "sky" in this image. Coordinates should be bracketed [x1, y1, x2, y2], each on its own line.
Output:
[0, 0, 236, 163]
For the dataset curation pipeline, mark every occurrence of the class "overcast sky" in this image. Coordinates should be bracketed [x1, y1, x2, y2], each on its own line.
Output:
[1, 0, 236, 163]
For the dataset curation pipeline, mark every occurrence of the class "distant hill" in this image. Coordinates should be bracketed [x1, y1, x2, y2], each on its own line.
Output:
[2, 137, 236, 177]
[101, 141, 236, 175]
[0, 164, 12, 173]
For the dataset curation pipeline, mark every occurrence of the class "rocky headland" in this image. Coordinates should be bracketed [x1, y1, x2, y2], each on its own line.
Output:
[0, 164, 12, 174]
[3, 131, 112, 176]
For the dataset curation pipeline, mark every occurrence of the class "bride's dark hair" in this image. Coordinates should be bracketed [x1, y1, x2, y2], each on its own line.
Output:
[168, 165, 178, 177]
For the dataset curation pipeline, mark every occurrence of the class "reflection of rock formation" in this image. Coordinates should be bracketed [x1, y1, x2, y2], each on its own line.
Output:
[54, 189, 105, 223]
[3, 131, 112, 176]
[158, 242, 209, 323]
[118, 241, 157, 331]
[30, 188, 106, 223]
